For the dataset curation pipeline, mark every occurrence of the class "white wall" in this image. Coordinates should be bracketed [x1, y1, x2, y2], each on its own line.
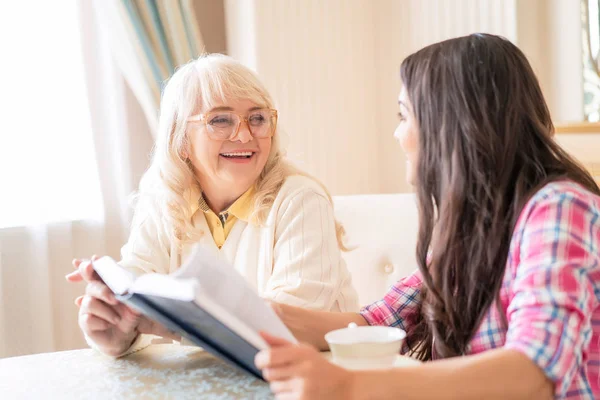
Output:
[517, 0, 600, 167]
[375, 0, 518, 193]
[556, 133, 600, 163]
[517, 0, 584, 123]
[224, 0, 591, 194]
[226, 0, 385, 195]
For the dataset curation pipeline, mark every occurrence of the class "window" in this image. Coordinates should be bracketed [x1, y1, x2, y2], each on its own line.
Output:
[583, 0, 600, 122]
[0, 1, 102, 228]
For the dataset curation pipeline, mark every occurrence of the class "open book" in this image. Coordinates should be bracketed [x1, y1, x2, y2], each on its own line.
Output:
[92, 245, 296, 380]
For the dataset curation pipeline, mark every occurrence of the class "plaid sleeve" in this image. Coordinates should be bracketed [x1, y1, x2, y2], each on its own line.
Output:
[360, 270, 422, 332]
[504, 189, 600, 398]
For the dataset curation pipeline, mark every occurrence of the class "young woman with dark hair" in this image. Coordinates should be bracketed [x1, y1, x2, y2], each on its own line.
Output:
[254, 34, 600, 400]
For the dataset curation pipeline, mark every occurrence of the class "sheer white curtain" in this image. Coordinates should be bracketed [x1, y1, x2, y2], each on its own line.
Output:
[0, 1, 153, 358]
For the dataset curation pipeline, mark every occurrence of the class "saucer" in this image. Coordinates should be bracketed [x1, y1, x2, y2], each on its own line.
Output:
[321, 352, 421, 369]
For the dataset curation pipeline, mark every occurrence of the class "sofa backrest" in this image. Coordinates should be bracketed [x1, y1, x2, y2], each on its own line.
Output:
[333, 193, 419, 306]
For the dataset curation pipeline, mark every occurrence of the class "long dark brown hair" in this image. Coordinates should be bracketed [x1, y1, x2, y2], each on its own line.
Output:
[402, 33, 600, 360]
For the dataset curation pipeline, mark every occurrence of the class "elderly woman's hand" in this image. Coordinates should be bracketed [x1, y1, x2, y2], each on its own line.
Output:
[66, 257, 141, 356]
[67, 258, 180, 356]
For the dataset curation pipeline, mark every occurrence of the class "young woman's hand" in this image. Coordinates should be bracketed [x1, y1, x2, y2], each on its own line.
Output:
[255, 332, 355, 400]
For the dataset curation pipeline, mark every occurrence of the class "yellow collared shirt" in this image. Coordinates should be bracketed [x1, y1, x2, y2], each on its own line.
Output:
[198, 188, 254, 248]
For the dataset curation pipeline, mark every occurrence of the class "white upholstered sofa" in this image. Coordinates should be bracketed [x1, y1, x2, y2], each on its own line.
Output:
[332, 163, 600, 306]
[333, 193, 420, 306]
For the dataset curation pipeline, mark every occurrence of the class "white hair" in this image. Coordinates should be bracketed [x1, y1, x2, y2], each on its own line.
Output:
[132, 54, 346, 249]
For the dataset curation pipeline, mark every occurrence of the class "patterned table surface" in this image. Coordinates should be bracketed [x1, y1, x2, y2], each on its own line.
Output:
[0, 343, 420, 399]
[0, 344, 272, 400]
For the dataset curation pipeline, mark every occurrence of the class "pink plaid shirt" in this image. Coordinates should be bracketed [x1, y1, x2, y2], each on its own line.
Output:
[361, 181, 600, 399]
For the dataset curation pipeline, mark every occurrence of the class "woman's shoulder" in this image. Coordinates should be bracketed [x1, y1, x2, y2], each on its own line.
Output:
[522, 180, 600, 216]
[506, 180, 600, 304]
[514, 179, 600, 237]
[530, 179, 598, 201]
[264, 174, 334, 223]
[276, 174, 330, 202]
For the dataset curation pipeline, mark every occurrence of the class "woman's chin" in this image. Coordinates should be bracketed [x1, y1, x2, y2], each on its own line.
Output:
[218, 169, 259, 187]
[405, 170, 416, 187]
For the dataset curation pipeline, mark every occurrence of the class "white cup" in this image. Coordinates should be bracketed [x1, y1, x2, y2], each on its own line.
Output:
[324, 323, 406, 370]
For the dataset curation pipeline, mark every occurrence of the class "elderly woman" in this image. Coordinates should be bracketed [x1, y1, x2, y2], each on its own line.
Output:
[66, 54, 358, 357]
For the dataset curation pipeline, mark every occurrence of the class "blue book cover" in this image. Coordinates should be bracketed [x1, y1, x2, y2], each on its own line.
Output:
[92, 245, 297, 380]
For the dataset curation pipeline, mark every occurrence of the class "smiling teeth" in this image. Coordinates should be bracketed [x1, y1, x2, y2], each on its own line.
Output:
[221, 152, 253, 157]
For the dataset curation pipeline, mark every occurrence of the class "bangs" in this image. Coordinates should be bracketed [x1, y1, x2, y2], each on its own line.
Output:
[194, 57, 272, 112]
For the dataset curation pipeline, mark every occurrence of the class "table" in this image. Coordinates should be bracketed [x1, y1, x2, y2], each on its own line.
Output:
[0, 344, 271, 399]
[0, 344, 420, 399]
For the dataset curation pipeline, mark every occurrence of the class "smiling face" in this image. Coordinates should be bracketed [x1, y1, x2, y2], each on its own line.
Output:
[394, 87, 419, 186]
[186, 98, 273, 197]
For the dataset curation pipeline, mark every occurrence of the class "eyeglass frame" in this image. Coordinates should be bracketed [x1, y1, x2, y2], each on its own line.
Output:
[186, 108, 278, 140]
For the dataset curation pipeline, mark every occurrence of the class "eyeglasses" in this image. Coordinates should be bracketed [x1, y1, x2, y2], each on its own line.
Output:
[187, 108, 278, 141]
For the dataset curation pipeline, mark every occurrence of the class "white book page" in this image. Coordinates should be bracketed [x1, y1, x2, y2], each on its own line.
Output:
[174, 245, 297, 343]
[133, 271, 268, 349]
[92, 256, 135, 295]
[193, 291, 268, 349]
[130, 274, 197, 302]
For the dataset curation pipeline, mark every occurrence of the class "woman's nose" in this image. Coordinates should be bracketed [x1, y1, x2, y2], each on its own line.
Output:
[232, 120, 253, 143]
